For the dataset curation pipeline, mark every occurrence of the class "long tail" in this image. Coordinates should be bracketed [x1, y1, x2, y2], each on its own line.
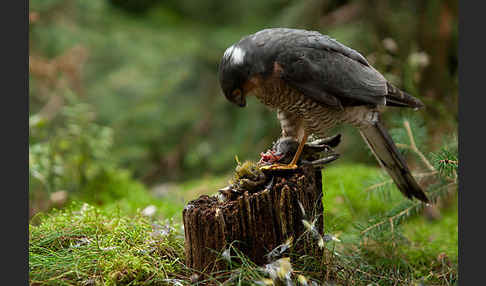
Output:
[359, 120, 429, 203]
[385, 82, 425, 108]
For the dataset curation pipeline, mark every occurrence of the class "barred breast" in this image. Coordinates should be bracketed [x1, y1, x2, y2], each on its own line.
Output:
[252, 76, 375, 138]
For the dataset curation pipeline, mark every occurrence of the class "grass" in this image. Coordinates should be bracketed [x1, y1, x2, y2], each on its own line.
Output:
[322, 163, 394, 233]
[78, 169, 184, 220]
[321, 163, 458, 285]
[29, 163, 458, 285]
[29, 203, 187, 286]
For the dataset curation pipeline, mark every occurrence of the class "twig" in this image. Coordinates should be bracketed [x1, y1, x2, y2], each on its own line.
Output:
[403, 120, 435, 171]
[440, 159, 458, 165]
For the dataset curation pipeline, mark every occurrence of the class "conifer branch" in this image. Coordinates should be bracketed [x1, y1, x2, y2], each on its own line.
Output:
[364, 171, 437, 192]
[360, 205, 416, 235]
[360, 181, 457, 235]
[363, 179, 393, 192]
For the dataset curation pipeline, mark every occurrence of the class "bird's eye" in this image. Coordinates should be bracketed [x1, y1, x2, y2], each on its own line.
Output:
[232, 89, 242, 97]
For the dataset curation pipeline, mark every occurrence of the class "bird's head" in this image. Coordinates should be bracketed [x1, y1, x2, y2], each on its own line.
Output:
[219, 32, 274, 107]
[218, 44, 251, 107]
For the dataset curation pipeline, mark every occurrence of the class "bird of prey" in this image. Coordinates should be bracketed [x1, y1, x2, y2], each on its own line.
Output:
[218, 28, 429, 203]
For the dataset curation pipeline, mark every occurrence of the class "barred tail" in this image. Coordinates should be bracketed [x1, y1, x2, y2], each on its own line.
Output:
[359, 120, 429, 203]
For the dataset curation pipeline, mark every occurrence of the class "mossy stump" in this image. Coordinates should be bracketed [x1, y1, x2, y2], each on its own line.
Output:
[183, 165, 324, 272]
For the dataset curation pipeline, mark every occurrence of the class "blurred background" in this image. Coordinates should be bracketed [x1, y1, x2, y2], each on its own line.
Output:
[29, 0, 458, 217]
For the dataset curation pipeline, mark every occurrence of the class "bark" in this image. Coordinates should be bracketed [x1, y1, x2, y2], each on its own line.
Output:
[183, 165, 324, 272]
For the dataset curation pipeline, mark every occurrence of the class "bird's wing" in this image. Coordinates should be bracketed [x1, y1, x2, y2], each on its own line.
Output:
[275, 35, 388, 108]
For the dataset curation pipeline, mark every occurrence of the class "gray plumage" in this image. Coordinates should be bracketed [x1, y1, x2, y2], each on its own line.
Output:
[218, 28, 429, 203]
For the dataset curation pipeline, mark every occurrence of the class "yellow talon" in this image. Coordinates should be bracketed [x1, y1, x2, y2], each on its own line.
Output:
[260, 163, 299, 171]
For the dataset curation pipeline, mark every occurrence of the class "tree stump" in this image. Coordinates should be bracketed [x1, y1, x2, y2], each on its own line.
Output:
[183, 165, 324, 272]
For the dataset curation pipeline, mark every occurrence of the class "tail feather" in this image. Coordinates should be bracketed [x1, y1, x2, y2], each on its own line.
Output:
[385, 82, 424, 109]
[359, 121, 429, 203]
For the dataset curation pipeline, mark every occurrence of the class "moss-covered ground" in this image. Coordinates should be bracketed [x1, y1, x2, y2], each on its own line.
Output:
[29, 164, 457, 285]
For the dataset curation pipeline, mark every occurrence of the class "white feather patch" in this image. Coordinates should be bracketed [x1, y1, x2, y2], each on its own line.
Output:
[224, 45, 245, 65]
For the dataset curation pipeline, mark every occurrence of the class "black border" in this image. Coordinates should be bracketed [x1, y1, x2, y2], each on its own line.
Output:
[458, 1, 481, 285]
[3, 0, 29, 284]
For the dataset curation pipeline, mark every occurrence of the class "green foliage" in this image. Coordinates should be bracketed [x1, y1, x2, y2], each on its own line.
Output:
[343, 117, 457, 284]
[430, 138, 458, 179]
[29, 0, 458, 183]
[29, 0, 284, 182]
[29, 90, 184, 218]
[79, 168, 183, 219]
[29, 92, 114, 196]
[389, 113, 428, 154]
[108, 0, 159, 14]
[354, 114, 458, 232]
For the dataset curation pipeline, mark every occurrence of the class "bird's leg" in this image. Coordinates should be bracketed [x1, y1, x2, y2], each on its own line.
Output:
[260, 131, 308, 171]
[287, 131, 308, 168]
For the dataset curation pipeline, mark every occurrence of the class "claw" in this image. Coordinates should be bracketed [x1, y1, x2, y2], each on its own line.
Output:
[308, 134, 341, 148]
[301, 154, 340, 169]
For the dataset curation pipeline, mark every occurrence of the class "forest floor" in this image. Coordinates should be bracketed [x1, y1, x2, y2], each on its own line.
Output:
[29, 164, 457, 285]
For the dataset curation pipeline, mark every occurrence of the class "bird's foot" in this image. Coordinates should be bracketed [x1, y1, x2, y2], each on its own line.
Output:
[301, 154, 340, 169]
[259, 163, 299, 172]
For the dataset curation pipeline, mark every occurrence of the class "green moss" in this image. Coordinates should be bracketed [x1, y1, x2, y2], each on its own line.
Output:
[322, 163, 398, 232]
[29, 202, 186, 286]
[403, 195, 458, 275]
[229, 160, 262, 184]
[320, 163, 457, 285]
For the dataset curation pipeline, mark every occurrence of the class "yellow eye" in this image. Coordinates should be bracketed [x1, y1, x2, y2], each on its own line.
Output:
[232, 89, 242, 97]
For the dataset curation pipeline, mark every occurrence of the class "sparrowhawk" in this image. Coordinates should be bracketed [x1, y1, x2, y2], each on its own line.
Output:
[218, 28, 429, 203]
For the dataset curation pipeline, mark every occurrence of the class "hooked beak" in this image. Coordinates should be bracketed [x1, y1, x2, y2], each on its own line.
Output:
[225, 89, 246, 107]
[236, 97, 246, 107]
[230, 94, 246, 107]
